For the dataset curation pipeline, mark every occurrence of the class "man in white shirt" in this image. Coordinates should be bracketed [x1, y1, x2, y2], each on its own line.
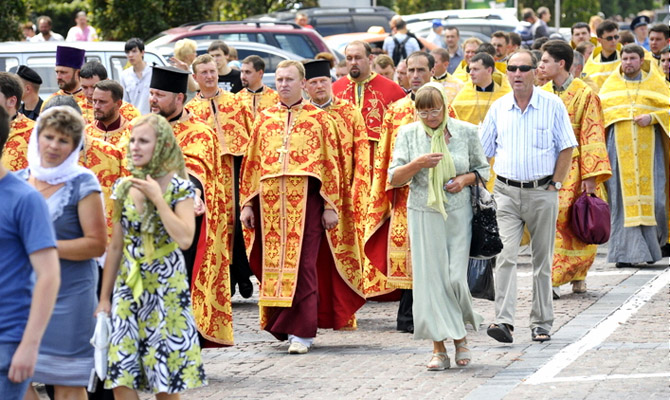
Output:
[480, 49, 577, 344]
[30, 16, 64, 42]
[119, 38, 152, 115]
[383, 18, 420, 65]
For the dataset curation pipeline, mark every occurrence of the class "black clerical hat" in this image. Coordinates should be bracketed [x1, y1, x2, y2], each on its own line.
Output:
[304, 59, 331, 80]
[16, 65, 43, 85]
[150, 65, 189, 94]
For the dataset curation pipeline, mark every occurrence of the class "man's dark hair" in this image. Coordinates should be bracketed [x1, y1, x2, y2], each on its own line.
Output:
[345, 40, 372, 57]
[522, 9, 535, 21]
[94, 80, 124, 102]
[80, 61, 108, 80]
[0, 106, 9, 156]
[661, 46, 670, 55]
[537, 7, 550, 18]
[541, 40, 574, 71]
[470, 52, 495, 70]
[37, 15, 52, 27]
[596, 20, 618, 38]
[492, 31, 510, 44]
[571, 22, 590, 34]
[444, 26, 460, 36]
[621, 43, 645, 59]
[618, 30, 635, 45]
[649, 23, 670, 40]
[395, 19, 407, 31]
[531, 36, 549, 50]
[476, 43, 496, 57]
[509, 32, 521, 47]
[125, 37, 145, 53]
[0, 72, 23, 106]
[208, 40, 230, 56]
[575, 41, 594, 57]
[242, 55, 265, 72]
[407, 51, 435, 70]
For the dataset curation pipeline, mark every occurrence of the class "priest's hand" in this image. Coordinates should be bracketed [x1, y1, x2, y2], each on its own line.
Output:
[581, 177, 596, 194]
[633, 114, 653, 127]
[241, 206, 255, 229]
[322, 209, 338, 230]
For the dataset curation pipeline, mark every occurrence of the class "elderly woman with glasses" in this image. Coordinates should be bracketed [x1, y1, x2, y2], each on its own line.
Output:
[388, 82, 489, 371]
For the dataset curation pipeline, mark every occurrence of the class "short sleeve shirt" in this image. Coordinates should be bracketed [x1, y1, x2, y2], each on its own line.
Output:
[0, 172, 56, 343]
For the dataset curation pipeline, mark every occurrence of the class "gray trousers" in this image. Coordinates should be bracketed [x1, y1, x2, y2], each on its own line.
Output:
[493, 180, 558, 331]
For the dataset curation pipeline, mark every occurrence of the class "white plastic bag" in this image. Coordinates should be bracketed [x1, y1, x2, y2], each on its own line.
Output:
[89, 312, 112, 380]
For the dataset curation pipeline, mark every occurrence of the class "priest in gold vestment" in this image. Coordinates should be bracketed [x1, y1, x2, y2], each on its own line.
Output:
[600, 44, 669, 267]
[0, 72, 34, 171]
[235, 55, 280, 119]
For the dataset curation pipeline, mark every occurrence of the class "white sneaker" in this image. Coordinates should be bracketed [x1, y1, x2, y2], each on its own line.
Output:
[288, 341, 309, 354]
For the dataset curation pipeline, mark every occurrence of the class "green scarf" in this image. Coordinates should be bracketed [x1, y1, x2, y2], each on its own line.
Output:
[418, 82, 456, 220]
[113, 114, 187, 259]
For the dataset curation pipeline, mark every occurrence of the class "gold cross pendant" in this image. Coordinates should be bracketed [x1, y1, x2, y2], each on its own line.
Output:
[277, 147, 289, 163]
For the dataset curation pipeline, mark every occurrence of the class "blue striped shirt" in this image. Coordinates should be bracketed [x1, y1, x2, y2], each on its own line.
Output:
[479, 86, 577, 181]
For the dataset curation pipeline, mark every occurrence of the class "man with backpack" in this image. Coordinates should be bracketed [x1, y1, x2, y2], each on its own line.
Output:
[383, 18, 420, 66]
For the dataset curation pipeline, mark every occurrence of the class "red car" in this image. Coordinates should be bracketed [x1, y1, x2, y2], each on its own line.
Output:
[147, 21, 334, 60]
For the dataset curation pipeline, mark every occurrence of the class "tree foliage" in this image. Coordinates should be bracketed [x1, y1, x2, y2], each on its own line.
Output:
[213, 0, 318, 21]
[559, 0, 600, 27]
[88, 0, 215, 41]
[0, 0, 28, 42]
[395, 0, 461, 16]
[601, 0, 655, 20]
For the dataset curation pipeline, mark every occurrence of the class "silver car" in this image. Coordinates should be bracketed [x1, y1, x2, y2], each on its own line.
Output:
[0, 41, 168, 98]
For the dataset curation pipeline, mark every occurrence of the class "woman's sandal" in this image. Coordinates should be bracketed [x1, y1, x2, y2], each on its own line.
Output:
[454, 340, 471, 367]
[426, 352, 450, 371]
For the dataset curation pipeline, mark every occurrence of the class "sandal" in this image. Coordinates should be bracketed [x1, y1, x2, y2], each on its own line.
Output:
[531, 327, 551, 342]
[426, 352, 450, 371]
[487, 323, 514, 343]
[454, 339, 471, 367]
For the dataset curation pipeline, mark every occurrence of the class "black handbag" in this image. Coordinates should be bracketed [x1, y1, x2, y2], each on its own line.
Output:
[467, 257, 495, 301]
[469, 170, 503, 259]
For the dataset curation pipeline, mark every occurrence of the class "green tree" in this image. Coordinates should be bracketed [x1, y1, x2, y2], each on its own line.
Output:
[213, 0, 317, 21]
[88, 0, 214, 41]
[0, 0, 28, 41]
[395, 0, 461, 16]
[561, 0, 600, 27]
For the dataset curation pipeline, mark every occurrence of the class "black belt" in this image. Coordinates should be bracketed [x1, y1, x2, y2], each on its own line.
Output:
[497, 175, 552, 188]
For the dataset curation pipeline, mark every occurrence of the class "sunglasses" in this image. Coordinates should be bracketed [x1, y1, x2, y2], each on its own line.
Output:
[417, 107, 443, 118]
[602, 34, 620, 41]
[507, 65, 535, 72]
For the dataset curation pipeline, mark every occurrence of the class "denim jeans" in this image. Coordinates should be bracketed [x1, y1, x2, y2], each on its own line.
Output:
[0, 342, 30, 400]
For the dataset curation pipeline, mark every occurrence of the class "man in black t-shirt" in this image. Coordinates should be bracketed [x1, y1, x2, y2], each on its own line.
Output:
[208, 40, 243, 93]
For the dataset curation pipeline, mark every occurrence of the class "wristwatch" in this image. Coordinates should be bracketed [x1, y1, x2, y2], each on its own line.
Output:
[548, 180, 562, 190]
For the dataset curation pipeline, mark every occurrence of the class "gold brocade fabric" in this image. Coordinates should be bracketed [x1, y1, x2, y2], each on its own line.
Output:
[43, 89, 88, 113]
[431, 73, 464, 104]
[79, 137, 127, 238]
[186, 91, 254, 260]
[81, 100, 140, 125]
[240, 102, 341, 308]
[452, 60, 469, 82]
[233, 86, 280, 120]
[541, 78, 612, 286]
[322, 97, 369, 298]
[1, 113, 34, 171]
[364, 95, 456, 293]
[583, 48, 620, 91]
[170, 113, 233, 345]
[84, 116, 132, 150]
[600, 68, 670, 227]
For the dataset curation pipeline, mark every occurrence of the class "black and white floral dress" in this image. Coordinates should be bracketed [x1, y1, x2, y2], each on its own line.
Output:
[105, 176, 206, 394]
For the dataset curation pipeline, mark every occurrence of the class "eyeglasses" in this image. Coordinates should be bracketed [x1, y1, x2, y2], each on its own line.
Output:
[602, 34, 620, 41]
[417, 107, 443, 118]
[507, 65, 535, 72]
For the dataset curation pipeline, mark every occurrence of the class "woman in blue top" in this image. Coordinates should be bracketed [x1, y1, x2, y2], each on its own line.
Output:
[20, 106, 107, 399]
[388, 83, 489, 371]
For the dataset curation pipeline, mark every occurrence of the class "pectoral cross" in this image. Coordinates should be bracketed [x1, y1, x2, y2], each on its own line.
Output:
[277, 147, 289, 164]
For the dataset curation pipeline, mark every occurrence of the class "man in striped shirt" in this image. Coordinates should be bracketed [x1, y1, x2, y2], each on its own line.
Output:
[480, 49, 577, 344]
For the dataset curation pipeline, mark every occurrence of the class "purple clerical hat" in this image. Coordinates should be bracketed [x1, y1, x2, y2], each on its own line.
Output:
[56, 46, 86, 69]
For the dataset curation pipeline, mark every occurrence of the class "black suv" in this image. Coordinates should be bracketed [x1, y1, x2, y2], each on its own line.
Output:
[248, 6, 397, 37]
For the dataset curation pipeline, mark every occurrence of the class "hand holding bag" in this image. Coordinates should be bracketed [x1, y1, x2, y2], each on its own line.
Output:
[570, 192, 611, 245]
[469, 170, 503, 259]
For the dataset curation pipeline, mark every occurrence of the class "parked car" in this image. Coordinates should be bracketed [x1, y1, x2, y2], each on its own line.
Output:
[0, 41, 168, 99]
[406, 18, 517, 42]
[324, 30, 439, 55]
[248, 6, 397, 37]
[403, 8, 519, 25]
[147, 21, 334, 60]
[150, 40, 303, 89]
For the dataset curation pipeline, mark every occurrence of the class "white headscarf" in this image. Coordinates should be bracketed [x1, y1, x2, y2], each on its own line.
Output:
[27, 106, 95, 184]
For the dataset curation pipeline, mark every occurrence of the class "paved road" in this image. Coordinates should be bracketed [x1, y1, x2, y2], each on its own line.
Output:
[144, 247, 669, 399]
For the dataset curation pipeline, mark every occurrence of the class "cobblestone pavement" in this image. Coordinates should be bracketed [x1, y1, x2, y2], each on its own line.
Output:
[132, 247, 668, 399]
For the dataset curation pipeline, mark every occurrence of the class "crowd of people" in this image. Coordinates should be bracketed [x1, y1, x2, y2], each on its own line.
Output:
[1, 6, 669, 399]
